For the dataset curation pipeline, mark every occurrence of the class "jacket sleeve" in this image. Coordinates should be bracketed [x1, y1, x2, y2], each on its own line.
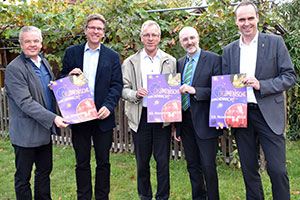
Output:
[5, 63, 56, 129]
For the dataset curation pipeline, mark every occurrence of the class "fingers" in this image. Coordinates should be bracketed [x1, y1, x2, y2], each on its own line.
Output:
[97, 106, 111, 120]
[179, 84, 196, 94]
[136, 88, 148, 98]
[242, 77, 260, 90]
[54, 116, 69, 128]
[69, 68, 83, 76]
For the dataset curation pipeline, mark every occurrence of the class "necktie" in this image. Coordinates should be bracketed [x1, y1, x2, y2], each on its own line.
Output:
[182, 57, 193, 111]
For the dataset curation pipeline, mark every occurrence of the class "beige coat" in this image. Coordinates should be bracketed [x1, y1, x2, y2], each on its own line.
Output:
[121, 49, 176, 132]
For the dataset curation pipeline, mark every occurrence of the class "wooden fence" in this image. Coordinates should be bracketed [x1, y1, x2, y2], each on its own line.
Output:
[0, 87, 235, 163]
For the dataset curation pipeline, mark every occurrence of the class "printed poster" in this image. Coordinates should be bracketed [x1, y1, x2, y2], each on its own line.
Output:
[51, 73, 98, 124]
[147, 73, 182, 123]
[209, 74, 247, 128]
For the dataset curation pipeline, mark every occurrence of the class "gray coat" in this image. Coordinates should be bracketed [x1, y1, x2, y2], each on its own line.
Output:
[222, 32, 297, 135]
[5, 54, 57, 147]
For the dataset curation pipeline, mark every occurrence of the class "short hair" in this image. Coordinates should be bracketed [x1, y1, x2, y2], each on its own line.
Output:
[235, 1, 258, 17]
[18, 26, 43, 43]
[140, 20, 161, 36]
[179, 26, 199, 41]
[86, 14, 106, 28]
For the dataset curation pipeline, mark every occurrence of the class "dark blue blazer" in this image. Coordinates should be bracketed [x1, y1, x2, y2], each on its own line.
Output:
[176, 50, 223, 139]
[61, 43, 123, 132]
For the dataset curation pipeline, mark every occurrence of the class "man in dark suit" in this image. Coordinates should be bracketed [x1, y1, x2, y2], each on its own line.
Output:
[61, 14, 123, 200]
[5, 26, 69, 199]
[222, 2, 297, 199]
[176, 26, 222, 200]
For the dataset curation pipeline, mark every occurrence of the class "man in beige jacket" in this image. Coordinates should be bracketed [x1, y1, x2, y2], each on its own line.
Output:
[122, 20, 176, 200]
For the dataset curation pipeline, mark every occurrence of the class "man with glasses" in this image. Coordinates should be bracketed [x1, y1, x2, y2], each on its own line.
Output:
[176, 26, 222, 200]
[61, 14, 122, 200]
[122, 20, 176, 200]
[5, 26, 69, 199]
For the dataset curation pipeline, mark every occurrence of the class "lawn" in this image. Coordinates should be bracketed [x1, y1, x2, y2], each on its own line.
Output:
[0, 137, 299, 200]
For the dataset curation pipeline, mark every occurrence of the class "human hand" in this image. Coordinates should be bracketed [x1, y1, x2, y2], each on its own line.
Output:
[242, 77, 260, 90]
[174, 134, 181, 142]
[97, 106, 111, 120]
[48, 81, 54, 90]
[69, 68, 83, 76]
[136, 88, 148, 98]
[179, 84, 196, 94]
[54, 116, 69, 128]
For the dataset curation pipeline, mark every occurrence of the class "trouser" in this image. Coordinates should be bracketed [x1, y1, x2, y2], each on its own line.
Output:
[13, 142, 52, 200]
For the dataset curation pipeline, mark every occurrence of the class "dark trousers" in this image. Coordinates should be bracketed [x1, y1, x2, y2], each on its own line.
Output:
[132, 108, 171, 200]
[181, 110, 219, 200]
[13, 142, 52, 200]
[234, 108, 290, 200]
[72, 120, 113, 200]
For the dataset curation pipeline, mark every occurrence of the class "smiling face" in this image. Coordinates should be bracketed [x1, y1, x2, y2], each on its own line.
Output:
[20, 31, 42, 61]
[141, 24, 161, 57]
[235, 4, 259, 43]
[85, 19, 105, 50]
[179, 27, 200, 57]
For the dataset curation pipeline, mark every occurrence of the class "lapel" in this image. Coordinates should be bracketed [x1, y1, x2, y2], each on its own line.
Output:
[192, 50, 206, 85]
[95, 44, 105, 83]
[78, 43, 85, 71]
[255, 32, 265, 77]
[232, 40, 240, 74]
[179, 56, 187, 75]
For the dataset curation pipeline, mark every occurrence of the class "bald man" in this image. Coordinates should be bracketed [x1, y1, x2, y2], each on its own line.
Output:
[175, 26, 222, 200]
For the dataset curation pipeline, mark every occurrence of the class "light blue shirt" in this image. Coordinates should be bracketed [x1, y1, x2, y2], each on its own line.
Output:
[83, 43, 100, 97]
[181, 49, 201, 85]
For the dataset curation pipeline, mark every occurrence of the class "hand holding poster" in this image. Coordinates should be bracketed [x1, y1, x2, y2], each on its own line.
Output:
[147, 73, 182, 123]
[51, 73, 98, 124]
[209, 74, 247, 128]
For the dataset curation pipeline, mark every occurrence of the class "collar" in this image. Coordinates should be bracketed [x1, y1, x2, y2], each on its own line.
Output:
[141, 48, 161, 60]
[84, 43, 101, 52]
[239, 31, 259, 47]
[187, 48, 201, 62]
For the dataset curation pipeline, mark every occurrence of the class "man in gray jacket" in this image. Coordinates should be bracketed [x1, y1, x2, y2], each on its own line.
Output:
[122, 20, 176, 200]
[5, 26, 68, 200]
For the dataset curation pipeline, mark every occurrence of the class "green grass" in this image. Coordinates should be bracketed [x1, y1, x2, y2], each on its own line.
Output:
[0, 137, 299, 200]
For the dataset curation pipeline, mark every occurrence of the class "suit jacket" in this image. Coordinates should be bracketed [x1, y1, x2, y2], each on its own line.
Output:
[222, 32, 297, 135]
[5, 53, 57, 147]
[176, 50, 223, 139]
[61, 43, 123, 132]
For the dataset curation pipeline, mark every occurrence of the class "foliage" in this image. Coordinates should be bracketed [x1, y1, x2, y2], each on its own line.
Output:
[276, 0, 300, 140]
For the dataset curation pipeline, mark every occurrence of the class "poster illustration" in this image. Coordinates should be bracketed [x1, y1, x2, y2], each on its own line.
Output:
[147, 73, 182, 123]
[51, 73, 98, 124]
[209, 74, 247, 128]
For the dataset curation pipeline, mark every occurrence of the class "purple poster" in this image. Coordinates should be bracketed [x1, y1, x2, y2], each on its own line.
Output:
[52, 74, 98, 124]
[209, 74, 247, 128]
[147, 73, 182, 123]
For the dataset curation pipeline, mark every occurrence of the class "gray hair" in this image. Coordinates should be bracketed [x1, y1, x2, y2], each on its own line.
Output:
[235, 1, 258, 17]
[18, 26, 43, 43]
[140, 20, 161, 36]
[86, 14, 106, 28]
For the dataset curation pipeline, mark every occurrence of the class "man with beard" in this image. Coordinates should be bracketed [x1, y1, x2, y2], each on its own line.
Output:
[222, 2, 296, 199]
[61, 14, 123, 200]
[122, 20, 176, 200]
[175, 26, 222, 200]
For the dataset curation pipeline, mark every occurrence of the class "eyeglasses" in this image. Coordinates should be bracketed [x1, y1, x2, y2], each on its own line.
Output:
[87, 26, 106, 31]
[142, 33, 160, 38]
[22, 39, 41, 44]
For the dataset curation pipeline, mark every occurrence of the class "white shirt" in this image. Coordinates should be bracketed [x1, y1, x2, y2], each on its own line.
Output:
[83, 43, 100, 97]
[31, 56, 41, 68]
[239, 32, 259, 103]
[140, 49, 161, 107]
